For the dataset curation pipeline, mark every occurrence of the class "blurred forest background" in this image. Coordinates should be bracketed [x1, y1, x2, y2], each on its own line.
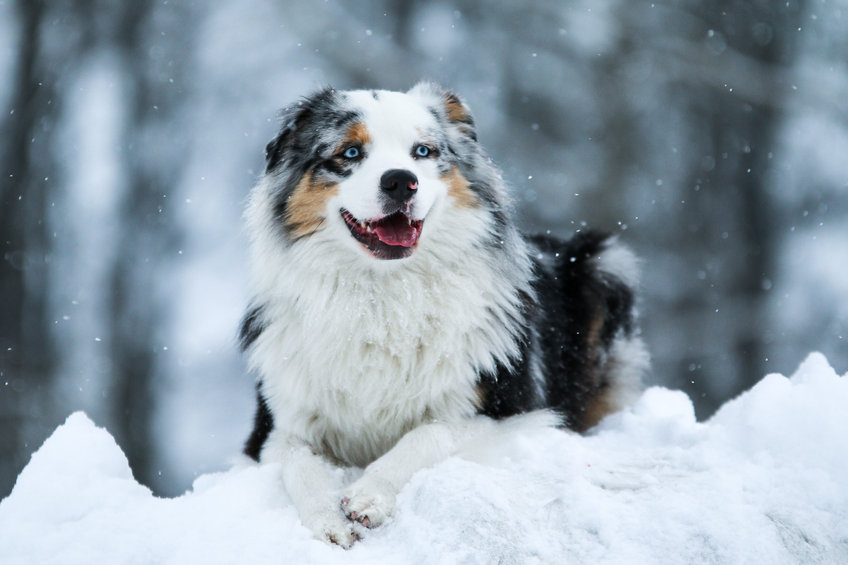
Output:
[2, 0, 847, 498]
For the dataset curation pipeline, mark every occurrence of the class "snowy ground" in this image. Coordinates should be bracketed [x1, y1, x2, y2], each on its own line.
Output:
[2, 353, 847, 564]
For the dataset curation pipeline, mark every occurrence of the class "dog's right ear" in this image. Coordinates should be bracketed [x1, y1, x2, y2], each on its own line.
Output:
[264, 87, 336, 173]
[264, 126, 291, 173]
[264, 102, 307, 173]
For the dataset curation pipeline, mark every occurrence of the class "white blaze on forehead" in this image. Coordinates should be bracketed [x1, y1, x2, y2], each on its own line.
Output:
[344, 90, 438, 145]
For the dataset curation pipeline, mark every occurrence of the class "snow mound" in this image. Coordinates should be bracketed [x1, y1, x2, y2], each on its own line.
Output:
[2, 353, 847, 564]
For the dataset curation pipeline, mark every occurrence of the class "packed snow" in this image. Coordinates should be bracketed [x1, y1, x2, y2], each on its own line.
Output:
[2, 352, 847, 564]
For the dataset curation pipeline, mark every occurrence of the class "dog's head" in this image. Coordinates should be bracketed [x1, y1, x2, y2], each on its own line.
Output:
[260, 83, 488, 261]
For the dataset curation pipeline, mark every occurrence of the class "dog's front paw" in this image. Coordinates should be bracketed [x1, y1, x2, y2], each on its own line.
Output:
[323, 522, 359, 549]
[340, 476, 397, 529]
[302, 509, 359, 549]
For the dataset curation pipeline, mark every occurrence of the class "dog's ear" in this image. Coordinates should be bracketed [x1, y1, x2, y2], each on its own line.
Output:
[264, 87, 336, 173]
[409, 82, 477, 142]
[264, 125, 291, 173]
[441, 91, 477, 141]
[264, 103, 306, 173]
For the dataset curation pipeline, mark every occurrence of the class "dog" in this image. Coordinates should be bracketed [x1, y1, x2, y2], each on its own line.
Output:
[239, 83, 649, 547]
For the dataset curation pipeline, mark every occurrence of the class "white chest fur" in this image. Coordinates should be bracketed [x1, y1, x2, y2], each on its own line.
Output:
[247, 210, 530, 467]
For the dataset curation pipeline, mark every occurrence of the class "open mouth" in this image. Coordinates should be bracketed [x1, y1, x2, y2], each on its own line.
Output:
[341, 209, 423, 260]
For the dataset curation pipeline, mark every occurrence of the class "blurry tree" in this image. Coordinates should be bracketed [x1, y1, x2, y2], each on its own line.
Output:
[630, 0, 806, 414]
[0, 0, 80, 497]
[0, 0, 193, 496]
[105, 0, 192, 494]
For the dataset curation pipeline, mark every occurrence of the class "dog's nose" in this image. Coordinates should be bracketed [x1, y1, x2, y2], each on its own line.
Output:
[380, 169, 418, 202]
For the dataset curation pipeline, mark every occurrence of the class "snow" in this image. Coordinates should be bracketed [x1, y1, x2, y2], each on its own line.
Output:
[2, 353, 847, 564]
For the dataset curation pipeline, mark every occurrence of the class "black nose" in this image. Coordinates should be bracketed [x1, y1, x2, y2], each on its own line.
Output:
[380, 169, 418, 202]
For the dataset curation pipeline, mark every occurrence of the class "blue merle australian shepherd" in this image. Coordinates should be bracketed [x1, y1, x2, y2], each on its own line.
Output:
[239, 83, 649, 547]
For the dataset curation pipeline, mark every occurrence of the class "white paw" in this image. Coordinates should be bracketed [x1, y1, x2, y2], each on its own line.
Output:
[340, 475, 397, 529]
[302, 508, 359, 549]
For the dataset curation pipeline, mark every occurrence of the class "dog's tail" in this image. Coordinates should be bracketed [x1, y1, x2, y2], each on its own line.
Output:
[528, 231, 649, 430]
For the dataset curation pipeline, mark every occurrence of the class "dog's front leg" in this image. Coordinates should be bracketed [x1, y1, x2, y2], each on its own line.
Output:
[273, 436, 358, 548]
[340, 418, 493, 530]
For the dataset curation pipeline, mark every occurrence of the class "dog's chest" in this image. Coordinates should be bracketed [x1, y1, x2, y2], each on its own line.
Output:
[255, 263, 516, 465]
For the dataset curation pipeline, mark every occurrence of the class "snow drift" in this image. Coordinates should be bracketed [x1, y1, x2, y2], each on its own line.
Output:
[2, 353, 847, 564]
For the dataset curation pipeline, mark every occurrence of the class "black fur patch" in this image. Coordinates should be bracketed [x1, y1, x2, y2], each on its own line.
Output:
[475, 231, 638, 430]
[476, 290, 539, 419]
[239, 304, 267, 352]
[244, 384, 274, 460]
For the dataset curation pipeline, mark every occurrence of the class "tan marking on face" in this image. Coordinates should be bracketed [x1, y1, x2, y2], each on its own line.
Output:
[337, 122, 371, 153]
[285, 171, 338, 238]
[441, 166, 478, 209]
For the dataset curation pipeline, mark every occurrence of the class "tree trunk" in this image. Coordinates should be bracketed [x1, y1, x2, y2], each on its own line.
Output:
[0, 0, 58, 496]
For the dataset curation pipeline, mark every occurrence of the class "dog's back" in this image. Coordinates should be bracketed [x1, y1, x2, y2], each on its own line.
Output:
[476, 230, 647, 430]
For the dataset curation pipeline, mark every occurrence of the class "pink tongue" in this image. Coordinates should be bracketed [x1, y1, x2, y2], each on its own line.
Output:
[374, 216, 419, 247]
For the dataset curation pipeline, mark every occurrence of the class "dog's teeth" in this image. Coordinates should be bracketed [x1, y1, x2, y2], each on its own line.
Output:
[360, 221, 366, 229]
[366, 225, 372, 233]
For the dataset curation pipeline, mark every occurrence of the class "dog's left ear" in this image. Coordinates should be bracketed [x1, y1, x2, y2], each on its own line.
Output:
[409, 82, 477, 142]
[441, 91, 477, 141]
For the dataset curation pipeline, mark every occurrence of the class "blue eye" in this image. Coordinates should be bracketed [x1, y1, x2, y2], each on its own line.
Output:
[343, 146, 360, 159]
[414, 145, 431, 158]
